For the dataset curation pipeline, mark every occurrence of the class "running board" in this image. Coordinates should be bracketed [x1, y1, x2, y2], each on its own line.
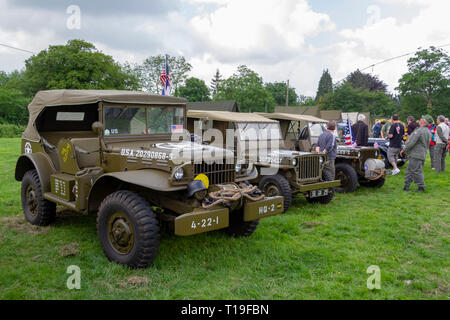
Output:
[44, 192, 77, 210]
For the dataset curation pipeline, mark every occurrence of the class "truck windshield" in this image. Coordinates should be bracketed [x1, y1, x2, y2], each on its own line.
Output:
[104, 106, 184, 136]
[237, 122, 282, 141]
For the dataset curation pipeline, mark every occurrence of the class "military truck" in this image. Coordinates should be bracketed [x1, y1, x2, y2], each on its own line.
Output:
[15, 90, 284, 268]
[261, 113, 386, 193]
[187, 110, 340, 212]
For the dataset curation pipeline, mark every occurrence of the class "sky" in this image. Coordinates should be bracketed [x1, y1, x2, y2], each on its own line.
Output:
[0, 0, 449, 97]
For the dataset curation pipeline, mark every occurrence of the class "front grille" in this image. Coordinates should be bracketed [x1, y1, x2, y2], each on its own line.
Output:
[194, 162, 236, 185]
[298, 155, 321, 181]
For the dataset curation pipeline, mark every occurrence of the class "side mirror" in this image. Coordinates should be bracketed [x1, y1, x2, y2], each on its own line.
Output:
[92, 122, 105, 137]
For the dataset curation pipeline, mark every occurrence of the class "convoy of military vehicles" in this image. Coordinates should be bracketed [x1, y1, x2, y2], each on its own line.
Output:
[14, 89, 395, 268]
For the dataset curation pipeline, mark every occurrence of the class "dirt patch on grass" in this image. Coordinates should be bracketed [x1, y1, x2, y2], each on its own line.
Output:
[301, 221, 327, 229]
[117, 276, 149, 288]
[0, 217, 51, 235]
[420, 223, 433, 234]
[59, 242, 80, 257]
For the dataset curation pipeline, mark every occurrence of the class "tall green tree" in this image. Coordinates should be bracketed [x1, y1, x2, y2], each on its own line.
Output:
[397, 46, 450, 112]
[215, 65, 275, 112]
[175, 77, 211, 102]
[265, 81, 298, 106]
[315, 69, 333, 102]
[138, 55, 192, 94]
[210, 69, 223, 98]
[319, 83, 396, 117]
[345, 69, 387, 92]
[23, 39, 139, 96]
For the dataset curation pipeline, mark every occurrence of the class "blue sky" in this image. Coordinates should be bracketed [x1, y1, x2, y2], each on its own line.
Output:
[0, 0, 448, 96]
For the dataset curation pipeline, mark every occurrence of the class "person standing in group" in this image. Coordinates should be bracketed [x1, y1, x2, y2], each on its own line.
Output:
[401, 118, 432, 192]
[352, 114, 369, 146]
[373, 120, 382, 138]
[316, 121, 337, 179]
[387, 114, 405, 175]
[406, 116, 419, 140]
[434, 115, 449, 173]
[381, 118, 392, 139]
[424, 115, 437, 170]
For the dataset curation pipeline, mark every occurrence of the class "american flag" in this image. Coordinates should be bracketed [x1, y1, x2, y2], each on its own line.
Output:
[344, 117, 353, 145]
[160, 56, 171, 96]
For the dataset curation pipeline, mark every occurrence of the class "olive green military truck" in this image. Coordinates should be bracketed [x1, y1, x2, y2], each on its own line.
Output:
[261, 113, 386, 193]
[187, 110, 340, 212]
[15, 90, 284, 268]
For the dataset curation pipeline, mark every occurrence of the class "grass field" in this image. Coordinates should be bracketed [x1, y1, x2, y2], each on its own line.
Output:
[0, 138, 448, 300]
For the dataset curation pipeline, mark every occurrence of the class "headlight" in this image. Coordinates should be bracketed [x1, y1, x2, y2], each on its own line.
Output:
[174, 168, 184, 180]
[319, 157, 324, 164]
[358, 151, 361, 157]
[292, 158, 297, 166]
[235, 163, 242, 173]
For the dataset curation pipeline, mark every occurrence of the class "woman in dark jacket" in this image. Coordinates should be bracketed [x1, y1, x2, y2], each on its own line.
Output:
[352, 114, 369, 146]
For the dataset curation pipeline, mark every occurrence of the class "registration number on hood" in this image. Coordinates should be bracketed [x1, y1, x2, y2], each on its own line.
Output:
[120, 149, 173, 160]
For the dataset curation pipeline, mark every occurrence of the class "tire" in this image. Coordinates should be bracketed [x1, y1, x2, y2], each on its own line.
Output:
[258, 174, 292, 213]
[307, 168, 335, 204]
[97, 190, 160, 269]
[223, 211, 259, 237]
[334, 163, 358, 193]
[360, 177, 386, 188]
[21, 169, 56, 226]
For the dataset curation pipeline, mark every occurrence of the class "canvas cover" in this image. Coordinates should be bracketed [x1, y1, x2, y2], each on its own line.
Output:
[260, 112, 328, 123]
[187, 110, 277, 123]
[23, 90, 187, 142]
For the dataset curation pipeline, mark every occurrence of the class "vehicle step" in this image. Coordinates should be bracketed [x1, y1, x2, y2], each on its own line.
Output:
[44, 192, 77, 210]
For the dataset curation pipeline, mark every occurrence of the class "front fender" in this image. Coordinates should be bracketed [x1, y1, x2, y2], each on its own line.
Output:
[15, 153, 56, 193]
[87, 169, 187, 213]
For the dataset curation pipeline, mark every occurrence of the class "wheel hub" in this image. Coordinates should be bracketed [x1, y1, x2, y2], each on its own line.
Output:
[264, 184, 280, 197]
[108, 213, 134, 254]
[26, 185, 38, 216]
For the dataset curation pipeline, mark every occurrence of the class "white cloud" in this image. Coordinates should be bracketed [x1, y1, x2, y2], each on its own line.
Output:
[330, 0, 450, 92]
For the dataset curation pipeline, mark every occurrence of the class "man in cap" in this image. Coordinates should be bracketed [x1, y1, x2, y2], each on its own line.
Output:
[316, 120, 337, 179]
[401, 117, 432, 192]
[434, 115, 449, 173]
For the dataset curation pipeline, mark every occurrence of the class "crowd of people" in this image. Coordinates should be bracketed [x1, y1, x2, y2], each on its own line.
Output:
[318, 114, 449, 193]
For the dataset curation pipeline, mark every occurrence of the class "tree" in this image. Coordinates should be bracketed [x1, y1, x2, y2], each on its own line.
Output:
[319, 83, 396, 117]
[315, 69, 333, 102]
[0, 88, 30, 125]
[23, 39, 139, 96]
[215, 65, 275, 112]
[210, 69, 223, 98]
[138, 55, 192, 94]
[175, 77, 211, 102]
[265, 82, 298, 106]
[397, 46, 450, 112]
[345, 69, 387, 92]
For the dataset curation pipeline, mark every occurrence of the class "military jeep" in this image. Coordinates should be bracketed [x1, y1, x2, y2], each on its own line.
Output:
[15, 90, 284, 268]
[265, 113, 386, 193]
[187, 110, 340, 212]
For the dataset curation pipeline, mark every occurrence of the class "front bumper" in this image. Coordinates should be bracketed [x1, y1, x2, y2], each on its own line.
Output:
[297, 180, 341, 193]
[174, 195, 284, 236]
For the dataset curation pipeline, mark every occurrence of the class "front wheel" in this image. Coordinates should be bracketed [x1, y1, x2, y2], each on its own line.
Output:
[335, 163, 358, 193]
[97, 191, 160, 269]
[21, 170, 56, 226]
[258, 174, 292, 213]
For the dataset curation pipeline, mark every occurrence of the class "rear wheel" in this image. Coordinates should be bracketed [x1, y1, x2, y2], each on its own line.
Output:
[97, 191, 160, 268]
[21, 170, 56, 226]
[258, 174, 292, 213]
[335, 163, 358, 193]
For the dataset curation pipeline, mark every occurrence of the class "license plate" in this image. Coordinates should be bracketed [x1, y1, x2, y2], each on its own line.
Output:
[174, 208, 229, 236]
[309, 189, 328, 198]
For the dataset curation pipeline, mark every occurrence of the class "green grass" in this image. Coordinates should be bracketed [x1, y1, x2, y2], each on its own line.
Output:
[0, 138, 448, 299]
